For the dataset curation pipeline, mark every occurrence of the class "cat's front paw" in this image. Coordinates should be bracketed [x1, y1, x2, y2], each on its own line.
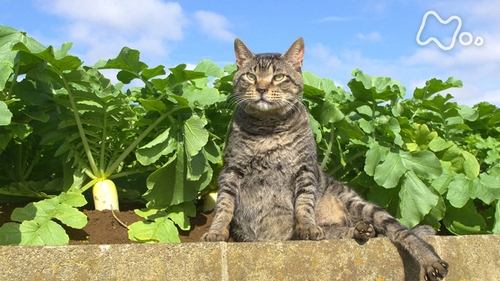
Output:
[353, 221, 376, 243]
[201, 230, 229, 242]
[423, 259, 448, 281]
[296, 223, 325, 240]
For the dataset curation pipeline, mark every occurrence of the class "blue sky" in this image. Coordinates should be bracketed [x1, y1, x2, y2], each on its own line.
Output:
[1, 0, 499, 105]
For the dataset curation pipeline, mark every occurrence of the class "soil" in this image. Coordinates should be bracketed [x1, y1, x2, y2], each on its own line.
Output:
[0, 203, 214, 244]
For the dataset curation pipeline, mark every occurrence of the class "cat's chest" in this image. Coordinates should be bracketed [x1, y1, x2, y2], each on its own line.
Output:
[243, 133, 298, 168]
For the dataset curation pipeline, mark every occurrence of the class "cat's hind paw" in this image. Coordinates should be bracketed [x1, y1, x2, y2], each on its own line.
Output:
[423, 259, 448, 281]
[353, 221, 376, 243]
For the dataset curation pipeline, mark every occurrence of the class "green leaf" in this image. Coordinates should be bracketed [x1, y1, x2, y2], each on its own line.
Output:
[0, 60, 12, 91]
[0, 222, 21, 245]
[141, 65, 165, 80]
[320, 101, 344, 124]
[166, 201, 197, 231]
[413, 77, 462, 100]
[144, 142, 213, 209]
[0, 101, 13, 126]
[400, 151, 442, 179]
[19, 220, 69, 246]
[13, 42, 82, 71]
[303, 71, 336, 95]
[308, 114, 322, 142]
[136, 127, 177, 166]
[183, 114, 209, 157]
[100, 47, 147, 73]
[134, 208, 160, 219]
[444, 201, 485, 235]
[446, 174, 474, 208]
[422, 196, 446, 229]
[187, 150, 208, 181]
[348, 69, 405, 101]
[431, 164, 454, 195]
[461, 151, 480, 179]
[166, 64, 206, 86]
[182, 85, 226, 108]
[459, 105, 478, 121]
[399, 171, 439, 227]
[364, 141, 389, 176]
[428, 137, 454, 152]
[204, 140, 222, 164]
[473, 173, 500, 204]
[11, 193, 87, 229]
[58, 192, 87, 207]
[128, 217, 180, 243]
[374, 152, 406, 188]
[194, 59, 224, 77]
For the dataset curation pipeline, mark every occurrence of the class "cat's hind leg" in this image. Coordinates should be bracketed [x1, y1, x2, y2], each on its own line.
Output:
[324, 176, 448, 281]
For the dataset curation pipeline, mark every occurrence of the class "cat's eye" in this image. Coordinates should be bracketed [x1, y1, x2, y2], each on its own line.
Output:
[245, 73, 256, 82]
[273, 74, 286, 82]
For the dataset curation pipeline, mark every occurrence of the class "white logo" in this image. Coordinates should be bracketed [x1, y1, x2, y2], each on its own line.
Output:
[416, 10, 484, 51]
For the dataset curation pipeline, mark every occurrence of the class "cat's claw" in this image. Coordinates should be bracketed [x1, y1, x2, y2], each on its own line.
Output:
[353, 221, 376, 243]
[423, 259, 448, 281]
[296, 224, 325, 240]
[201, 230, 229, 242]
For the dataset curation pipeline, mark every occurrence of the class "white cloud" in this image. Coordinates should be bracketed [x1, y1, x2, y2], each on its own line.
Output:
[194, 11, 235, 41]
[356, 32, 382, 42]
[40, 0, 187, 63]
[306, 0, 500, 106]
[307, 42, 500, 105]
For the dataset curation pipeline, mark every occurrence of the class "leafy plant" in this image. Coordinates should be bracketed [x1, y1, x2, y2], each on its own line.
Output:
[0, 25, 499, 245]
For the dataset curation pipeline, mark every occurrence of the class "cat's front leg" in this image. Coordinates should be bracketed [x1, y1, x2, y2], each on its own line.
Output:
[201, 167, 241, 242]
[294, 166, 324, 240]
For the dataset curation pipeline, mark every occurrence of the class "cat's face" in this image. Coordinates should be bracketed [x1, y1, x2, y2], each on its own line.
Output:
[232, 38, 304, 115]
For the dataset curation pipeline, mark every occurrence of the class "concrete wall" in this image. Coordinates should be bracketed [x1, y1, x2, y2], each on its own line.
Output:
[0, 235, 498, 281]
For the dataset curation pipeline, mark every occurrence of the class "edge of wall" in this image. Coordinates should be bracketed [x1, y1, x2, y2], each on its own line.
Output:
[1, 235, 498, 281]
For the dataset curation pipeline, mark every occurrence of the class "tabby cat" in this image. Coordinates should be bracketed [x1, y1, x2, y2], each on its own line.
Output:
[201, 38, 448, 281]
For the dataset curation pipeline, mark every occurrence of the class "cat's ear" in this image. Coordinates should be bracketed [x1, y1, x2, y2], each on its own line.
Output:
[283, 37, 304, 71]
[234, 38, 254, 68]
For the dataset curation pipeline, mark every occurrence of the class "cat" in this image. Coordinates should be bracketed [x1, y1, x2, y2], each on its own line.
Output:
[201, 38, 448, 281]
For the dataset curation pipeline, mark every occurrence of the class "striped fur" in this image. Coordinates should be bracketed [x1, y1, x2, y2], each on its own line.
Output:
[202, 38, 448, 281]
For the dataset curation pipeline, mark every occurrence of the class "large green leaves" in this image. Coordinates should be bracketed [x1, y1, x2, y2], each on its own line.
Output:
[348, 69, 405, 102]
[1, 24, 500, 245]
[0, 101, 12, 125]
[372, 150, 441, 189]
[399, 171, 439, 227]
[0, 192, 87, 245]
[413, 77, 463, 100]
[128, 202, 196, 243]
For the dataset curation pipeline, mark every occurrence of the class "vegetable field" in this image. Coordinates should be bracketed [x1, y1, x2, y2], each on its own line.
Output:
[0, 26, 499, 245]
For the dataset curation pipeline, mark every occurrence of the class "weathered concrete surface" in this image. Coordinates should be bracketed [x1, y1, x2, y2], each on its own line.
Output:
[0, 235, 498, 281]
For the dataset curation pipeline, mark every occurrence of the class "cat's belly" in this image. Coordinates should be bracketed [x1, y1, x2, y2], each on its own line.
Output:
[230, 174, 295, 241]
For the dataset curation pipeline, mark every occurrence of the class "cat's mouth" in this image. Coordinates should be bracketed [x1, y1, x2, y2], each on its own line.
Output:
[252, 98, 275, 111]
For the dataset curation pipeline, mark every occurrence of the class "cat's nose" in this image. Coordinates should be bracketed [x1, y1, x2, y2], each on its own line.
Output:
[256, 87, 267, 95]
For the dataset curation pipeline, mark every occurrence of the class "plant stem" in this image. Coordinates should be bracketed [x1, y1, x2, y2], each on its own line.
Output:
[321, 124, 336, 169]
[79, 178, 99, 193]
[371, 101, 376, 140]
[99, 109, 108, 177]
[104, 111, 171, 176]
[83, 168, 97, 179]
[16, 144, 23, 180]
[108, 166, 157, 180]
[60, 74, 100, 176]
[21, 152, 41, 181]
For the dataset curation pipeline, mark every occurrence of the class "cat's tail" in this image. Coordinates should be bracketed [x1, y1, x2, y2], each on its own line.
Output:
[322, 173, 448, 281]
